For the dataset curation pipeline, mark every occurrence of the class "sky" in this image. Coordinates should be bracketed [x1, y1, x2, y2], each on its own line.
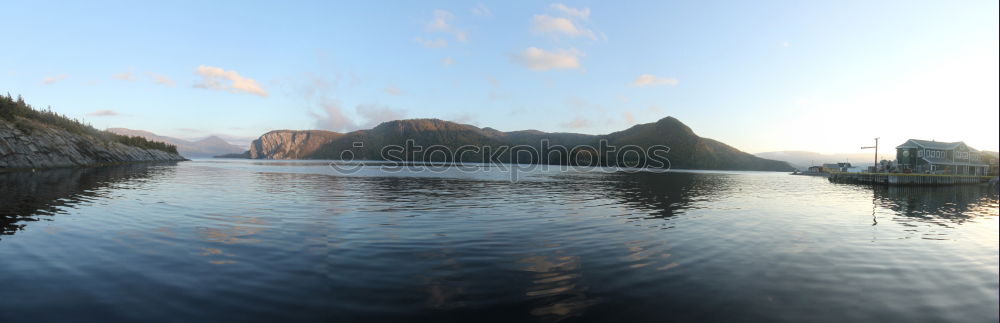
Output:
[2, 0, 997, 154]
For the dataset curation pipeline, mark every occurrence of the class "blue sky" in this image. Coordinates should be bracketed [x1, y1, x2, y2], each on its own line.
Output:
[2, 0, 997, 153]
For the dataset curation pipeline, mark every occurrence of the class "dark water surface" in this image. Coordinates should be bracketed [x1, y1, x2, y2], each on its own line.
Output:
[2, 160, 997, 322]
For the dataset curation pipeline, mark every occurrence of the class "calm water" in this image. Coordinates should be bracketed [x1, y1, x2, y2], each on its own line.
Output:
[1, 160, 998, 322]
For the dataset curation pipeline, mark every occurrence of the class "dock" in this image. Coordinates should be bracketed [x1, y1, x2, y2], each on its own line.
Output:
[828, 172, 992, 186]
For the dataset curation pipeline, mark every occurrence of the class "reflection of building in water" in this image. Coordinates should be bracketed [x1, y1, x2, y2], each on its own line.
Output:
[873, 185, 998, 224]
[1, 163, 175, 239]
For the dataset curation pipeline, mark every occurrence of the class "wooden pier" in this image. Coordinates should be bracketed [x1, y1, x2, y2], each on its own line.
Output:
[828, 172, 992, 186]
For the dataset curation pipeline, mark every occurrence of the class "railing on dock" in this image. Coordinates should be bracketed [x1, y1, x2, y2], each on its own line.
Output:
[827, 172, 992, 186]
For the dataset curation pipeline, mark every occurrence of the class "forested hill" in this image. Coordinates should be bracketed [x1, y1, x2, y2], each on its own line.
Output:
[1, 93, 185, 170]
[246, 117, 794, 172]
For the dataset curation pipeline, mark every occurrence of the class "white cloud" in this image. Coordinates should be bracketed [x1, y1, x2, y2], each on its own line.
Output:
[426, 9, 468, 42]
[471, 3, 492, 17]
[632, 74, 679, 87]
[41, 74, 68, 85]
[148, 72, 175, 87]
[193, 65, 268, 97]
[384, 85, 401, 96]
[550, 3, 590, 20]
[509, 47, 583, 71]
[87, 109, 119, 117]
[532, 14, 595, 39]
[415, 37, 448, 48]
[781, 41, 791, 48]
[441, 57, 455, 66]
[356, 104, 407, 128]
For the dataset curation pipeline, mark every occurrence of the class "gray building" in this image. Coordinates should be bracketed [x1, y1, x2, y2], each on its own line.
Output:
[895, 139, 988, 175]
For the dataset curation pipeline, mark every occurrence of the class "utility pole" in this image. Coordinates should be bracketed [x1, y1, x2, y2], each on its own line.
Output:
[861, 137, 879, 173]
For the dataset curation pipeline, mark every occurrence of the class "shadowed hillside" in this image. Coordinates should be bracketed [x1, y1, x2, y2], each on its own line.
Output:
[246, 117, 794, 171]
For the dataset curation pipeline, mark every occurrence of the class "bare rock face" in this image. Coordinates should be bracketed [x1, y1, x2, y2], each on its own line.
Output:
[1, 119, 186, 170]
[248, 130, 342, 159]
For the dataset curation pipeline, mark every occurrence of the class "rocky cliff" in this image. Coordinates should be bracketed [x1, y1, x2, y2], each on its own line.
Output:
[1, 118, 186, 170]
[249, 130, 342, 159]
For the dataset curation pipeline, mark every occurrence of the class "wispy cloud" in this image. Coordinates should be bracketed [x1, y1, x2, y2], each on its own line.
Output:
[86, 109, 119, 117]
[632, 74, 679, 87]
[384, 85, 401, 96]
[112, 68, 137, 82]
[414, 37, 448, 48]
[471, 3, 493, 17]
[193, 65, 268, 97]
[357, 104, 407, 128]
[622, 111, 636, 125]
[488, 91, 510, 101]
[441, 57, 455, 66]
[509, 47, 583, 71]
[449, 113, 477, 125]
[41, 74, 69, 85]
[532, 14, 595, 39]
[561, 116, 590, 129]
[550, 3, 590, 20]
[311, 99, 356, 132]
[426, 9, 468, 42]
[148, 72, 175, 87]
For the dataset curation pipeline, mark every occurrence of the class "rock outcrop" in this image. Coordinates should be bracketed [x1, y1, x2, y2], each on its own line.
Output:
[1, 118, 186, 170]
[248, 130, 342, 159]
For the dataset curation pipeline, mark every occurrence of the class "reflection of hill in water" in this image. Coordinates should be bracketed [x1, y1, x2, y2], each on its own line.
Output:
[1, 163, 175, 239]
[300, 170, 731, 222]
[596, 171, 733, 219]
[874, 185, 999, 224]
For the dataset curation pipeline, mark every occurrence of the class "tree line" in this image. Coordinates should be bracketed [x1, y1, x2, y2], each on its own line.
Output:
[1, 93, 178, 154]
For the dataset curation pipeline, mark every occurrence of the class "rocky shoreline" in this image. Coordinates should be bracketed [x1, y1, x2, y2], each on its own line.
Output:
[1, 119, 186, 171]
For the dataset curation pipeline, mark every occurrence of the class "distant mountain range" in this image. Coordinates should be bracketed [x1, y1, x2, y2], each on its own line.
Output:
[107, 128, 244, 158]
[243, 117, 794, 172]
[754, 151, 880, 170]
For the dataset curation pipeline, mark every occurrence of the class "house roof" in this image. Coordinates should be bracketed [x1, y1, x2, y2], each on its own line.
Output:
[896, 139, 974, 151]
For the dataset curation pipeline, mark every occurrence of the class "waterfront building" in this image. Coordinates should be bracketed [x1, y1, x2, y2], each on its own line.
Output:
[895, 139, 989, 175]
